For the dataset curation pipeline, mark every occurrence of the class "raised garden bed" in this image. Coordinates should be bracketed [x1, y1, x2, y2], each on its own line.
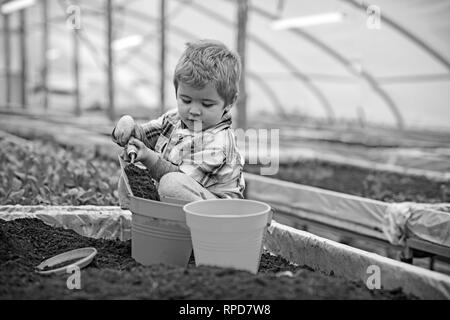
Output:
[0, 218, 414, 299]
[244, 161, 449, 203]
[0, 135, 120, 206]
[1, 133, 447, 206]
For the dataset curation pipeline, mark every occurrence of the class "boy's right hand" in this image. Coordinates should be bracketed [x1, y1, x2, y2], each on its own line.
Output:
[113, 115, 135, 147]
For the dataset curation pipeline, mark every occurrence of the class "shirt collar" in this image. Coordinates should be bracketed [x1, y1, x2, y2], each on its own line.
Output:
[179, 109, 232, 134]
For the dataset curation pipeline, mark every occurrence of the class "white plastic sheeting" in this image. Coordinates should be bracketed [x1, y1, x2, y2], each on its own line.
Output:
[0, 205, 132, 241]
[245, 173, 450, 247]
[383, 203, 450, 246]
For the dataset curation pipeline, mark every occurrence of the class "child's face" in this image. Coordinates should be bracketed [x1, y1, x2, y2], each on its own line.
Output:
[177, 82, 228, 131]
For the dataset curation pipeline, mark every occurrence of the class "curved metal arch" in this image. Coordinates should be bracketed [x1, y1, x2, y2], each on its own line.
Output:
[247, 73, 288, 117]
[40, 1, 158, 92]
[43, 7, 288, 118]
[342, 0, 450, 71]
[71, 5, 290, 118]
[170, 0, 335, 121]
[240, 1, 404, 129]
[44, 17, 160, 85]
[117, 31, 289, 118]
[121, 37, 288, 117]
[30, 22, 154, 106]
[82, 1, 335, 120]
[89, 3, 334, 121]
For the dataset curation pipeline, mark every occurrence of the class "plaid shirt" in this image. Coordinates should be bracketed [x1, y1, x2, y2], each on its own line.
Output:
[135, 108, 245, 199]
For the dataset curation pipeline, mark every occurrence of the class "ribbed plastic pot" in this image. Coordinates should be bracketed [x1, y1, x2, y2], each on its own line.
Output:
[184, 199, 272, 274]
[130, 196, 192, 267]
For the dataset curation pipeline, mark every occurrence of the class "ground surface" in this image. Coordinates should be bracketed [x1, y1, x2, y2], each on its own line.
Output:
[0, 218, 415, 300]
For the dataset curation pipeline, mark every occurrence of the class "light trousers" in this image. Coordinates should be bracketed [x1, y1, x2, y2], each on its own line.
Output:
[118, 171, 217, 209]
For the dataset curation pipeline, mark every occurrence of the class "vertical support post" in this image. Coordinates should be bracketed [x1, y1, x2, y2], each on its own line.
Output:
[236, 0, 248, 129]
[71, 0, 81, 117]
[106, 0, 115, 120]
[19, 9, 28, 109]
[401, 245, 413, 264]
[429, 256, 435, 271]
[73, 25, 81, 116]
[42, 0, 49, 110]
[159, 0, 166, 114]
[3, 13, 11, 108]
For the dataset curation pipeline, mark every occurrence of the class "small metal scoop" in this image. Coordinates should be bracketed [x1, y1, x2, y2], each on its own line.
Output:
[127, 144, 137, 164]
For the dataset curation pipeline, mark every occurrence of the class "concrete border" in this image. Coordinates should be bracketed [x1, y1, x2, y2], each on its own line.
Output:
[265, 221, 450, 299]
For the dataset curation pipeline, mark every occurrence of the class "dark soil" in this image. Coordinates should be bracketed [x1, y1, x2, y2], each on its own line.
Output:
[0, 218, 415, 299]
[245, 160, 449, 203]
[124, 164, 160, 201]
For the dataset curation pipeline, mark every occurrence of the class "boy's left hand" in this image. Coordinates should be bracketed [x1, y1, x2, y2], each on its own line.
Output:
[127, 137, 159, 168]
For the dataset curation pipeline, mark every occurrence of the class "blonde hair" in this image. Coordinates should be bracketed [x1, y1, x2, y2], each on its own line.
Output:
[173, 39, 242, 107]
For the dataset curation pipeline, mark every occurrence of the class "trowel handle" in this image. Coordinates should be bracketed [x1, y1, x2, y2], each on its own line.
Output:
[127, 144, 137, 163]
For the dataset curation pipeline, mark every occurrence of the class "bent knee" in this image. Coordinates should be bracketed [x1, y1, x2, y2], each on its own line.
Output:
[159, 172, 188, 187]
[158, 172, 189, 197]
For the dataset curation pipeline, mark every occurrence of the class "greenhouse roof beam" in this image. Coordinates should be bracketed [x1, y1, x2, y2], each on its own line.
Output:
[117, 30, 288, 118]
[245, 1, 404, 129]
[341, 0, 450, 71]
[173, 0, 335, 122]
[74, 6, 290, 118]
[37, 8, 288, 118]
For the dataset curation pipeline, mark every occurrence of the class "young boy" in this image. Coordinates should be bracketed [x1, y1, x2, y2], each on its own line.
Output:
[112, 39, 245, 208]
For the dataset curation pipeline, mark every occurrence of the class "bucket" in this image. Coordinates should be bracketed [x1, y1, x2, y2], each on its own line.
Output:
[131, 197, 192, 267]
[118, 155, 193, 267]
[184, 199, 272, 274]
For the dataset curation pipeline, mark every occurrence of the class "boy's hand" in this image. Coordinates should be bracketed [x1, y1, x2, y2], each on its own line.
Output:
[114, 115, 135, 147]
[127, 137, 159, 168]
